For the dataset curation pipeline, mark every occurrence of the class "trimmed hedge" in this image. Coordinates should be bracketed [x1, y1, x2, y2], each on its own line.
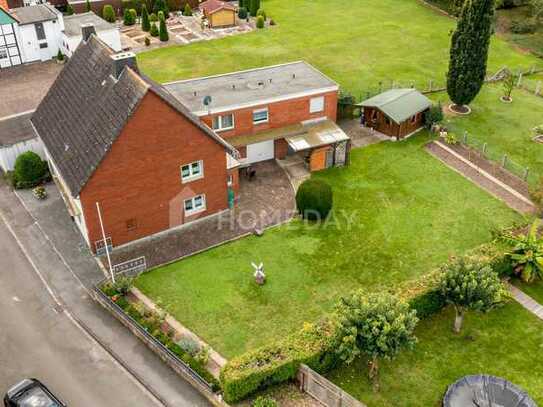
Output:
[220, 242, 509, 403]
[220, 320, 338, 403]
[296, 179, 333, 221]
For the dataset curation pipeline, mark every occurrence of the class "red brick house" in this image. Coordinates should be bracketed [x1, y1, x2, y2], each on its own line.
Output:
[164, 62, 351, 172]
[32, 31, 239, 254]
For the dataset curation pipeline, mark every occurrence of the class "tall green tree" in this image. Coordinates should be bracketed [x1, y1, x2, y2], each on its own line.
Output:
[85, 0, 91, 12]
[439, 258, 504, 333]
[249, 0, 260, 16]
[446, 0, 495, 111]
[141, 4, 150, 31]
[158, 10, 169, 41]
[334, 292, 418, 390]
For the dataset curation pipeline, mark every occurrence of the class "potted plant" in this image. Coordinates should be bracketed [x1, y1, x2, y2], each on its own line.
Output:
[500, 71, 515, 103]
[32, 186, 47, 200]
[56, 50, 65, 65]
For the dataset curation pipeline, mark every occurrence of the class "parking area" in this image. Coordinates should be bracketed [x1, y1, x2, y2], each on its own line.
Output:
[0, 61, 62, 118]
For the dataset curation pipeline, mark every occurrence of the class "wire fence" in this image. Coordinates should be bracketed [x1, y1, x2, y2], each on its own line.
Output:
[458, 131, 538, 186]
[349, 64, 543, 104]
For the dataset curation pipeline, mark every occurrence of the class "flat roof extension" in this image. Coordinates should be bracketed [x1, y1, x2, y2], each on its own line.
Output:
[164, 61, 338, 115]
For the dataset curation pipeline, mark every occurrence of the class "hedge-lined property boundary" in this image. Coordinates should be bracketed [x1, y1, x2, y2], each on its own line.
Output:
[220, 243, 509, 403]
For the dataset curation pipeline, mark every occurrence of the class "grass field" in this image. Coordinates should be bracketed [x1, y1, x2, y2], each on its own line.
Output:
[326, 303, 543, 406]
[138, 0, 540, 95]
[135, 134, 521, 357]
[432, 84, 543, 185]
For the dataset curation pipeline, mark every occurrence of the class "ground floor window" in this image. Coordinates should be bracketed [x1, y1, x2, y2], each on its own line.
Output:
[184, 194, 206, 216]
[0, 48, 7, 59]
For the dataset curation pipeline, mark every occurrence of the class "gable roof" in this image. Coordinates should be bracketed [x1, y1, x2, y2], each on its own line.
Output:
[32, 35, 235, 197]
[0, 6, 17, 24]
[10, 3, 58, 25]
[358, 88, 432, 124]
[200, 0, 236, 14]
[63, 11, 116, 37]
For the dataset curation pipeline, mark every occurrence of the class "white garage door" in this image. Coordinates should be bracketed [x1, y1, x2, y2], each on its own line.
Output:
[246, 140, 274, 163]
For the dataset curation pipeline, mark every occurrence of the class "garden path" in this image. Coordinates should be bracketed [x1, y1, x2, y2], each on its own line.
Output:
[508, 283, 543, 320]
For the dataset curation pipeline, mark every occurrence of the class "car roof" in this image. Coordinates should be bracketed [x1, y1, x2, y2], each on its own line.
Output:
[8, 380, 61, 407]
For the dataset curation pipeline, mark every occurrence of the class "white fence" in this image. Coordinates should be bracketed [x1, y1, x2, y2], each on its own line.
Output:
[0, 137, 45, 172]
[298, 364, 366, 407]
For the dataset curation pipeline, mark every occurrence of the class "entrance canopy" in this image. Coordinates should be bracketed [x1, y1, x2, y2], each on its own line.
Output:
[357, 88, 432, 124]
[285, 120, 350, 152]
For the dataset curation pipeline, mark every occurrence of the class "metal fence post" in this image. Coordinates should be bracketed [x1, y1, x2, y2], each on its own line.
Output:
[482, 142, 487, 157]
[502, 154, 508, 168]
[517, 72, 523, 87]
[536, 81, 542, 96]
[523, 167, 530, 181]
[429, 80, 433, 92]
[463, 131, 468, 144]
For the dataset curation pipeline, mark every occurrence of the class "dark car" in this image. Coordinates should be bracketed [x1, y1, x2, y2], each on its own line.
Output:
[3, 379, 65, 407]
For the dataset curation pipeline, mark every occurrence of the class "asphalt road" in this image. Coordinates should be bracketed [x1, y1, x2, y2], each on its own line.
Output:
[0, 219, 161, 406]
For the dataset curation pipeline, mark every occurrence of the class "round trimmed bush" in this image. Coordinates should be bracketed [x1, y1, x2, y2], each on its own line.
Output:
[149, 12, 158, 22]
[295, 179, 333, 220]
[256, 15, 264, 29]
[102, 4, 116, 22]
[13, 151, 49, 189]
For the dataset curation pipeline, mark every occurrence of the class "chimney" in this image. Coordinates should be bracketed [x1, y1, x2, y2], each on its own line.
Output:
[110, 52, 138, 79]
[81, 23, 96, 42]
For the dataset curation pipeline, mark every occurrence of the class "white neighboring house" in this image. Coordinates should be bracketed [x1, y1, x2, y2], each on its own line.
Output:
[0, 112, 45, 172]
[61, 11, 120, 57]
[0, 7, 22, 68]
[8, 3, 63, 63]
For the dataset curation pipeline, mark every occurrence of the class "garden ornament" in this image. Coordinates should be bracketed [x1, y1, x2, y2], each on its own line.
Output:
[251, 262, 266, 285]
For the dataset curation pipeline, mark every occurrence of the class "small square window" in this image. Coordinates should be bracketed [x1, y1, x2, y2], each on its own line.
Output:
[212, 114, 234, 131]
[39, 43, 48, 49]
[184, 194, 206, 216]
[310, 96, 325, 113]
[253, 108, 269, 124]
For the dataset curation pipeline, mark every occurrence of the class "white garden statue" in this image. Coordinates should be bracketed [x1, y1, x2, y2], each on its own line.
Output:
[251, 262, 266, 285]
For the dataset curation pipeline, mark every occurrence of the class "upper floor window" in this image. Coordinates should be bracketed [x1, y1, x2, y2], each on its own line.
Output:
[212, 113, 234, 131]
[252, 108, 269, 124]
[181, 160, 203, 182]
[310, 96, 325, 113]
[184, 194, 206, 216]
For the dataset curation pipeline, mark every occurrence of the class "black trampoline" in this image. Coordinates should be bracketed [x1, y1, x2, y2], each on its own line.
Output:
[443, 375, 537, 407]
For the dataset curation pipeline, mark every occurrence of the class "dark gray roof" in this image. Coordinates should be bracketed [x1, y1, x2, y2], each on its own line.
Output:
[63, 12, 116, 37]
[32, 35, 235, 197]
[0, 112, 36, 147]
[10, 4, 58, 25]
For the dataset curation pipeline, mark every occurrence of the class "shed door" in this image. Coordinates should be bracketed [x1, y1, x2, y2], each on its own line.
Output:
[247, 140, 274, 163]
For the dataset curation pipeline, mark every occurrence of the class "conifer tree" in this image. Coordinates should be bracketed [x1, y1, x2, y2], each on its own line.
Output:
[158, 10, 169, 41]
[141, 4, 150, 31]
[446, 0, 495, 112]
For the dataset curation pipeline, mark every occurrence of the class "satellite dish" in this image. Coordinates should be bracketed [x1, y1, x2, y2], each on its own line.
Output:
[203, 95, 212, 106]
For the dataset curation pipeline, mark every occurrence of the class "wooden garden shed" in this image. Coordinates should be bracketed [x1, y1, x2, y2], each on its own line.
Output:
[200, 0, 236, 28]
[358, 89, 432, 140]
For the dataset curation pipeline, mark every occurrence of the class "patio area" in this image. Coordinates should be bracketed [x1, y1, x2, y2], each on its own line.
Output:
[107, 160, 295, 269]
[120, 12, 255, 52]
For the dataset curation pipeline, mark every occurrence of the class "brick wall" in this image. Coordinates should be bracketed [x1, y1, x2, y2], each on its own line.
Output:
[79, 91, 230, 251]
[201, 91, 338, 142]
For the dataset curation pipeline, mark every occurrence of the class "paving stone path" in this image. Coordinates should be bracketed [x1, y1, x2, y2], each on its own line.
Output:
[508, 283, 543, 320]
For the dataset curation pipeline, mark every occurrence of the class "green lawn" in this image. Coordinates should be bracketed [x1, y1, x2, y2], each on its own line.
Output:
[432, 84, 543, 185]
[135, 134, 522, 357]
[513, 278, 543, 305]
[522, 73, 543, 94]
[138, 0, 540, 96]
[326, 303, 543, 406]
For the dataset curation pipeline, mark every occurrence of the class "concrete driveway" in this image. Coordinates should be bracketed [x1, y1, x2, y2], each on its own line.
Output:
[0, 61, 62, 118]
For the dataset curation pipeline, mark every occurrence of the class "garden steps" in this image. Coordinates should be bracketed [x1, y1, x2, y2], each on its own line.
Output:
[426, 141, 535, 214]
[507, 283, 543, 320]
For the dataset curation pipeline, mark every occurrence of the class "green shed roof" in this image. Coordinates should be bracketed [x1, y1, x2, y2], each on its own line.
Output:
[0, 8, 17, 25]
[358, 88, 432, 124]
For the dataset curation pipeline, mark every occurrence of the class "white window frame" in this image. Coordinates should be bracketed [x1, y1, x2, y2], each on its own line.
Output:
[181, 160, 204, 183]
[309, 96, 325, 113]
[212, 113, 235, 131]
[184, 194, 206, 216]
[252, 108, 269, 124]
